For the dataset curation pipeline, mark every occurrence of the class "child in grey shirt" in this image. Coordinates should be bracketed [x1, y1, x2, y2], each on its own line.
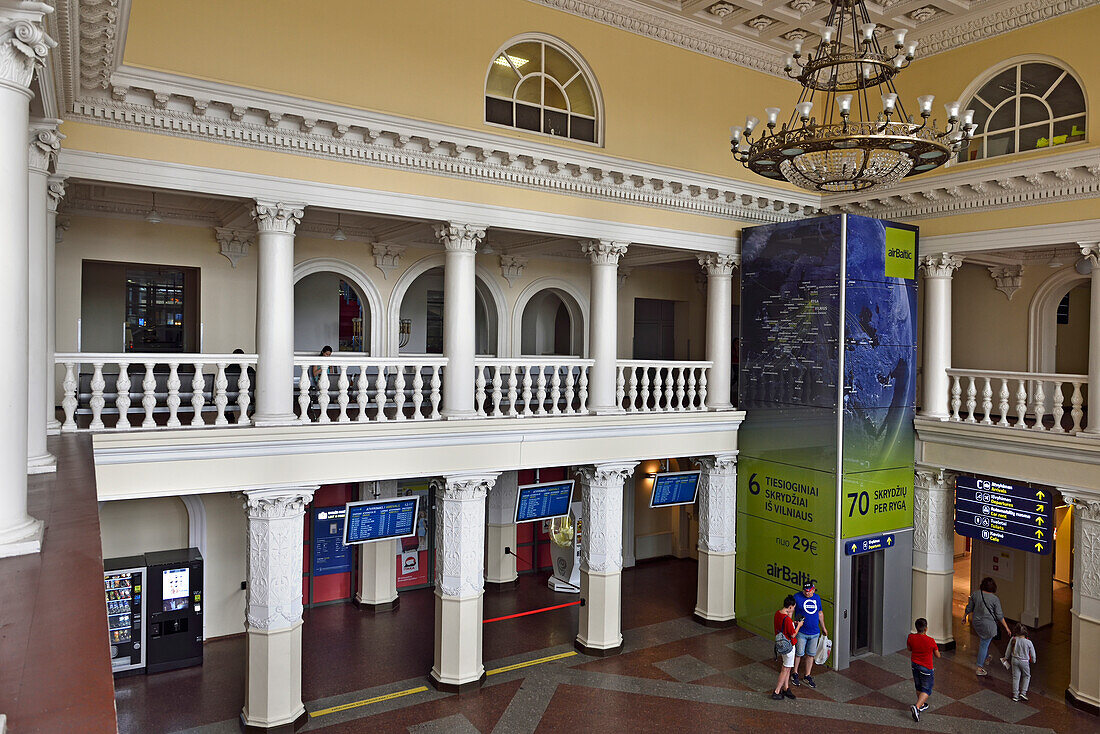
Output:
[1005, 624, 1037, 701]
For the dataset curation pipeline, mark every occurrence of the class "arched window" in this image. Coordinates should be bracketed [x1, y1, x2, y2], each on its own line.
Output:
[485, 36, 601, 145]
[959, 59, 1086, 163]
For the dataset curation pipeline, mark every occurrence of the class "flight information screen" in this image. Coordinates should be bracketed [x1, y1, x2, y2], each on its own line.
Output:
[514, 481, 574, 523]
[343, 497, 420, 544]
[649, 471, 701, 508]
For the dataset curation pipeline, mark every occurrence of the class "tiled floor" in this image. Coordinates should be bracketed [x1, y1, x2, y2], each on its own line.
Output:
[114, 556, 1098, 733]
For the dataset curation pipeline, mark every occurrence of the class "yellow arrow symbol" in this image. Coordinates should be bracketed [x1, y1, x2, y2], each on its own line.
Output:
[1036, 504, 1045, 514]
[1035, 529, 1044, 538]
[1036, 517, 1045, 526]
[1034, 542, 1043, 551]
[1036, 491, 1045, 499]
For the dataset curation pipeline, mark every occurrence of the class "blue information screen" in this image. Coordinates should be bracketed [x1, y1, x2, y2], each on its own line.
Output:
[312, 506, 352, 575]
[650, 472, 701, 507]
[515, 481, 574, 523]
[343, 497, 419, 545]
[955, 475, 1053, 555]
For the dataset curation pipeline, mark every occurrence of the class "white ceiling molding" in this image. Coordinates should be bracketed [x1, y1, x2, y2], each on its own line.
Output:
[921, 218, 1100, 254]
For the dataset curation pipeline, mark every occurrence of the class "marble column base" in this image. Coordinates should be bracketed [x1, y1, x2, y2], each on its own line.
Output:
[242, 622, 305, 731]
[912, 566, 956, 647]
[430, 591, 484, 691]
[485, 523, 517, 587]
[0, 518, 44, 558]
[577, 568, 622, 654]
[27, 452, 56, 475]
[694, 549, 735, 625]
[46, 418, 61, 436]
[1067, 608, 1100, 714]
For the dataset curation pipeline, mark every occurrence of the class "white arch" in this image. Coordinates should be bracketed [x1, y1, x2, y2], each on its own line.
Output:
[294, 257, 385, 356]
[1028, 266, 1091, 373]
[512, 277, 590, 358]
[387, 253, 509, 357]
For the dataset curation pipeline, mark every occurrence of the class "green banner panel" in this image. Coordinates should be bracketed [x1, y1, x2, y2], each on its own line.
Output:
[736, 512, 835, 600]
[840, 466, 915, 538]
[734, 569, 835, 646]
[737, 456, 837, 537]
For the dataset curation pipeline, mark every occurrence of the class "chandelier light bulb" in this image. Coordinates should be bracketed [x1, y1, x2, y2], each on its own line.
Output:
[917, 95, 935, 116]
[765, 107, 782, 127]
[944, 101, 961, 121]
[894, 55, 906, 69]
[836, 94, 853, 115]
[745, 115, 759, 134]
[906, 40, 919, 57]
[795, 101, 813, 121]
[822, 26, 837, 44]
[738, 140, 750, 154]
[729, 125, 743, 142]
[894, 28, 908, 47]
[881, 93, 898, 114]
[964, 122, 977, 137]
[785, 56, 795, 71]
[862, 65, 872, 80]
[793, 39, 804, 56]
[962, 109, 975, 125]
[860, 22, 876, 42]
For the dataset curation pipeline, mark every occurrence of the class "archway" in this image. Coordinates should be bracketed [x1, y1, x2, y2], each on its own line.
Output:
[1028, 267, 1091, 374]
[293, 259, 383, 355]
[513, 278, 589, 358]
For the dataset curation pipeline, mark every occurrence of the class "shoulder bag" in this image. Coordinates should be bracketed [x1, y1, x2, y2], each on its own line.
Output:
[980, 590, 1002, 641]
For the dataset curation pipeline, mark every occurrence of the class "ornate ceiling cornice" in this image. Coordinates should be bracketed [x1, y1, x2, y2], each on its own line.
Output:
[917, 0, 1100, 56]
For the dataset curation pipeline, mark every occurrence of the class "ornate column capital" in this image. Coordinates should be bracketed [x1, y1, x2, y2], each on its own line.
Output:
[1079, 241, 1100, 264]
[27, 118, 62, 173]
[577, 461, 637, 573]
[214, 227, 255, 268]
[919, 252, 963, 279]
[580, 239, 629, 266]
[251, 201, 305, 235]
[45, 174, 65, 214]
[914, 465, 954, 492]
[1060, 489, 1100, 519]
[694, 452, 738, 475]
[436, 472, 499, 501]
[243, 486, 317, 520]
[697, 253, 739, 278]
[988, 264, 1024, 300]
[0, 2, 55, 94]
[576, 461, 637, 487]
[434, 222, 486, 252]
[242, 486, 317, 632]
[499, 254, 528, 287]
[694, 453, 738, 554]
[434, 472, 497, 598]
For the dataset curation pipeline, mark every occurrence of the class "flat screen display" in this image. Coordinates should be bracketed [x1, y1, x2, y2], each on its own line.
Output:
[649, 471, 701, 508]
[162, 567, 190, 611]
[343, 497, 420, 545]
[515, 480, 574, 523]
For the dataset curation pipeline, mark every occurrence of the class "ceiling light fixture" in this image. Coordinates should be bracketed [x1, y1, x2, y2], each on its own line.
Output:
[332, 213, 347, 241]
[1047, 252, 1065, 268]
[144, 192, 162, 224]
[730, 0, 975, 192]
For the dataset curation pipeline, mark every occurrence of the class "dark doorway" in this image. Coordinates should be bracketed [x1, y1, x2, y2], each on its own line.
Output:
[633, 298, 676, 359]
[851, 551, 882, 656]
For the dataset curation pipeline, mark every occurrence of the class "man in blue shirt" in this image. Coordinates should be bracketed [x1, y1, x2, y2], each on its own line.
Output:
[791, 580, 827, 688]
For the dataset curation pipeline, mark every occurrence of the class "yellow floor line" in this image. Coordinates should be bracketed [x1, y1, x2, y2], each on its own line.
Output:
[309, 685, 430, 717]
[486, 650, 577, 676]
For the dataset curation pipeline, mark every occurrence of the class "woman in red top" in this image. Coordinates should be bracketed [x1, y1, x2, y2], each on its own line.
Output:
[772, 594, 803, 700]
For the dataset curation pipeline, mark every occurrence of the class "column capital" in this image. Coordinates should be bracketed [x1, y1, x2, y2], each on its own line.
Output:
[913, 468, 955, 559]
[1079, 241, 1100, 264]
[214, 227, 255, 268]
[695, 453, 737, 555]
[27, 118, 62, 174]
[242, 486, 317, 520]
[242, 486, 317, 633]
[0, 2, 55, 94]
[434, 222, 486, 252]
[919, 252, 963, 279]
[435, 472, 499, 501]
[576, 461, 638, 487]
[580, 239, 629, 265]
[697, 253, 739, 277]
[914, 465, 954, 491]
[45, 174, 65, 213]
[577, 461, 635, 574]
[1060, 489, 1100, 518]
[693, 452, 738, 474]
[252, 201, 305, 234]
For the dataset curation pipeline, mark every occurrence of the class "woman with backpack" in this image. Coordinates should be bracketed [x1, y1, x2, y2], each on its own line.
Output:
[773, 594, 803, 700]
[963, 576, 1012, 676]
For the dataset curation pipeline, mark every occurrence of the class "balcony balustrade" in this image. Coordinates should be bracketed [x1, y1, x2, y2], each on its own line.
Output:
[616, 360, 711, 413]
[293, 356, 446, 423]
[474, 358, 593, 417]
[946, 368, 1089, 434]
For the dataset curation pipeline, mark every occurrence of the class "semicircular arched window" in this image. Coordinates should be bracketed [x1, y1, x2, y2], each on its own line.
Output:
[960, 60, 1086, 163]
[485, 37, 600, 145]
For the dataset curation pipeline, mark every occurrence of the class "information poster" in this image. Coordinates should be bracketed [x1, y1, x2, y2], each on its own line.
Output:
[313, 506, 352, 576]
[396, 482, 431, 588]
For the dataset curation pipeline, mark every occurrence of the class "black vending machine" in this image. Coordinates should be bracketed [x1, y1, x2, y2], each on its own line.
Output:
[145, 548, 204, 673]
[104, 556, 146, 676]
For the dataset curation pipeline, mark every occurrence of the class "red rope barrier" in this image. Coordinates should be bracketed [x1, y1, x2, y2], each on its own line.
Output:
[483, 600, 582, 624]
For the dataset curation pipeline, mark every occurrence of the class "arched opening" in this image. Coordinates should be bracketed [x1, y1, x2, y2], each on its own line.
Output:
[397, 267, 498, 355]
[1054, 282, 1091, 376]
[1028, 268, 1091, 376]
[294, 272, 370, 354]
[520, 288, 583, 356]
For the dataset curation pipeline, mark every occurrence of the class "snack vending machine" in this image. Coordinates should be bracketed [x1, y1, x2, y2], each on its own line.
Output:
[145, 548, 204, 673]
[103, 556, 146, 676]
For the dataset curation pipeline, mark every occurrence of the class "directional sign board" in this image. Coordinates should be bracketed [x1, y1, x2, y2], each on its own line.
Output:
[844, 533, 895, 555]
[954, 475, 1052, 555]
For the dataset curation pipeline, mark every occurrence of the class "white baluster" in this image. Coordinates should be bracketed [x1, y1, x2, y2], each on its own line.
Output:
[686, 368, 697, 411]
[298, 370, 311, 423]
[356, 368, 369, 422]
[578, 366, 590, 415]
[335, 365, 350, 422]
[429, 365, 441, 419]
[949, 375, 961, 421]
[235, 360, 251, 426]
[535, 365, 547, 416]
[675, 367, 686, 411]
[1070, 381, 1084, 433]
[964, 376, 977, 423]
[563, 365, 575, 415]
[214, 362, 229, 426]
[980, 377, 992, 425]
[115, 363, 131, 430]
[616, 365, 626, 411]
[412, 365, 424, 420]
[550, 365, 562, 415]
[142, 362, 157, 428]
[997, 378, 1010, 427]
[1051, 381, 1065, 433]
[393, 365, 407, 421]
[1014, 379, 1027, 428]
[1031, 381, 1046, 431]
[521, 365, 533, 417]
[374, 365, 387, 422]
[698, 367, 708, 409]
[640, 367, 651, 413]
[652, 368, 663, 412]
[166, 362, 181, 428]
[88, 362, 106, 430]
[490, 366, 503, 417]
[627, 366, 639, 412]
[475, 365, 487, 417]
[61, 361, 78, 432]
[190, 362, 206, 427]
[317, 368, 331, 423]
[664, 367, 675, 412]
[506, 367, 519, 417]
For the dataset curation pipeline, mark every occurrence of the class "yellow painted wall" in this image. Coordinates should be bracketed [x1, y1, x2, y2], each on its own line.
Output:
[950, 262, 1033, 372]
[915, 198, 1100, 237]
[122, 0, 800, 186]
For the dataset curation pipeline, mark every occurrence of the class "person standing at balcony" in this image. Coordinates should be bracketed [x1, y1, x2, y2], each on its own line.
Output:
[791, 580, 827, 688]
[963, 576, 1012, 676]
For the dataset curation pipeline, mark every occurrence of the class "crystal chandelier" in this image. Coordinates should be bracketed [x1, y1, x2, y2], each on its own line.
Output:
[730, 0, 976, 193]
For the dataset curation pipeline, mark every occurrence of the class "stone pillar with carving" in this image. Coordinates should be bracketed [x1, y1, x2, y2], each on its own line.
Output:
[576, 461, 637, 655]
[693, 453, 738, 626]
[1080, 242, 1100, 436]
[918, 253, 962, 419]
[581, 240, 628, 413]
[911, 466, 956, 647]
[485, 470, 519, 590]
[355, 479, 400, 612]
[46, 174, 64, 434]
[0, 0, 54, 558]
[698, 254, 738, 410]
[241, 486, 317, 731]
[430, 472, 498, 691]
[1062, 491, 1100, 712]
[26, 119, 61, 473]
[252, 202, 304, 425]
[436, 223, 486, 419]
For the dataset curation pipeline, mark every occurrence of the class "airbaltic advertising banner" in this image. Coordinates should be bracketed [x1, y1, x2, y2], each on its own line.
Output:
[736, 214, 916, 641]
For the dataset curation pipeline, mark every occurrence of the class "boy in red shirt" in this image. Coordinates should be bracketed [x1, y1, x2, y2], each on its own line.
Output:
[906, 617, 941, 722]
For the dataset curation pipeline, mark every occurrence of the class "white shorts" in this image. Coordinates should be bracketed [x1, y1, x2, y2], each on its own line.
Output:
[780, 649, 795, 668]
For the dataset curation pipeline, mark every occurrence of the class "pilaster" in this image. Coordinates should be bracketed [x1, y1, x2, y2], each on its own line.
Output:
[912, 466, 956, 647]
[1079, 242, 1100, 436]
[45, 174, 64, 434]
[918, 253, 962, 420]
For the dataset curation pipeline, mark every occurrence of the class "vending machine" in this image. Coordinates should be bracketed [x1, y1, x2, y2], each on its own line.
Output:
[104, 556, 146, 676]
[144, 548, 204, 673]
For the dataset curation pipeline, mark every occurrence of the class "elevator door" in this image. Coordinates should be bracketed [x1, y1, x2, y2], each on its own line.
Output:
[850, 551, 882, 656]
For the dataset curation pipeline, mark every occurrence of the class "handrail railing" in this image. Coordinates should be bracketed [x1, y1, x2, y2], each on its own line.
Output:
[474, 358, 594, 417]
[293, 356, 447, 423]
[616, 360, 713, 413]
[945, 368, 1088, 433]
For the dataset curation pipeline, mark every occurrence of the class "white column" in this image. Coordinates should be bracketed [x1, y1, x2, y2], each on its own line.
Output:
[698, 254, 738, 410]
[581, 240, 628, 413]
[1061, 492, 1100, 712]
[355, 480, 399, 611]
[241, 486, 317, 731]
[26, 119, 60, 473]
[0, 1, 54, 558]
[430, 472, 498, 691]
[1080, 243, 1100, 436]
[435, 223, 486, 419]
[918, 253, 962, 419]
[45, 175, 64, 434]
[252, 202, 304, 425]
[576, 461, 637, 655]
[912, 466, 956, 647]
[485, 470, 519, 589]
[693, 453, 737, 626]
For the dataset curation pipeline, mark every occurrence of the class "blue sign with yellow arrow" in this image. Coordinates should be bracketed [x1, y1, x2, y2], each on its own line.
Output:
[844, 533, 895, 556]
[954, 475, 1053, 555]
